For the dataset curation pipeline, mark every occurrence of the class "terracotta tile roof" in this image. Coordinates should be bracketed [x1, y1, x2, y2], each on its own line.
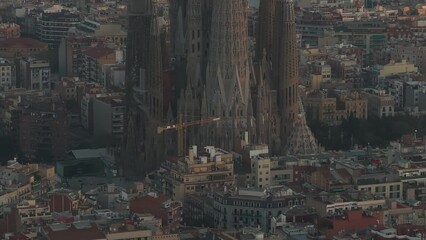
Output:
[130, 194, 171, 214]
[0, 38, 48, 49]
[83, 46, 115, 59]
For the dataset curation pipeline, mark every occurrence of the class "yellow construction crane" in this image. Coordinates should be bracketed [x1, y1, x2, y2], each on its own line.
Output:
[157, 114, 220, 157]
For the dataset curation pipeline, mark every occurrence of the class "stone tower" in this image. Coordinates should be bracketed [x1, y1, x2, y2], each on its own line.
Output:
[256, 0, 275, 61]
[273, 0, 318, 154]
[121, 0, 164, 179]
[185, 0, 203, 87]
[204, 0, 253, 151]
[273, 0, 299, 146]
[125, 0, 152, 88]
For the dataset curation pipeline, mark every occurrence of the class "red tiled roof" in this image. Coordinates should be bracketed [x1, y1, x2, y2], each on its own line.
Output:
[0, 38, 48, 49]
[130, 194, 171, 214]
[83, 46, 115, 59]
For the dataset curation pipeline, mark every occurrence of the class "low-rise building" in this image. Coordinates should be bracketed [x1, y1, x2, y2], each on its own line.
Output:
[306, 190, 386, 218]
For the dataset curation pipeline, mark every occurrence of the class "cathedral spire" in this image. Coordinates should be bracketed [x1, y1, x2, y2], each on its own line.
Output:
[257, 0, 275, 61]
[207, 0, 250, 107]
[273, 0, 299, 146]
[273, 0, 318, 154]
[121, 0, 166, 179]
[174, 5, 185, 57]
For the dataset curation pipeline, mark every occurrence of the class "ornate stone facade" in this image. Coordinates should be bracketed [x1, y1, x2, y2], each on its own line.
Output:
[122, 0, 319, 179]
[177, 0, 318, 155]
[121, 0, 164, 178]
[257, 0, 275, 61]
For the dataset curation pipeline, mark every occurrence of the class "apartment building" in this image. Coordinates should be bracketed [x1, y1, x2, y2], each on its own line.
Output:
[306, 190, 386, 217]
[213, 186, 305, 232]
[36, 11, 80, 48]
[19, 99, 69, 162]
[58, 36, 104, 76]
[361, 88, 395, 118]
[155, 146, 235, 201]
[92, 95, 125, 143]
[81, 46, 116, 83]
[304, 90, 367, 125]
[247, 154, 293, 189]
[19, 58, 51, 91]
[0, 58, 15, 89]
[354, 173, 403, 199]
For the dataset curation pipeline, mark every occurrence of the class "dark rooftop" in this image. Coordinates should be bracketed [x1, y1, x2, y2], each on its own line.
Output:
[0, 38, 48, 49]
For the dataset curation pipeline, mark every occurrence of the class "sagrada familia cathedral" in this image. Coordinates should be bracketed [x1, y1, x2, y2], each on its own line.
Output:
[120, 0, 319, 179]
